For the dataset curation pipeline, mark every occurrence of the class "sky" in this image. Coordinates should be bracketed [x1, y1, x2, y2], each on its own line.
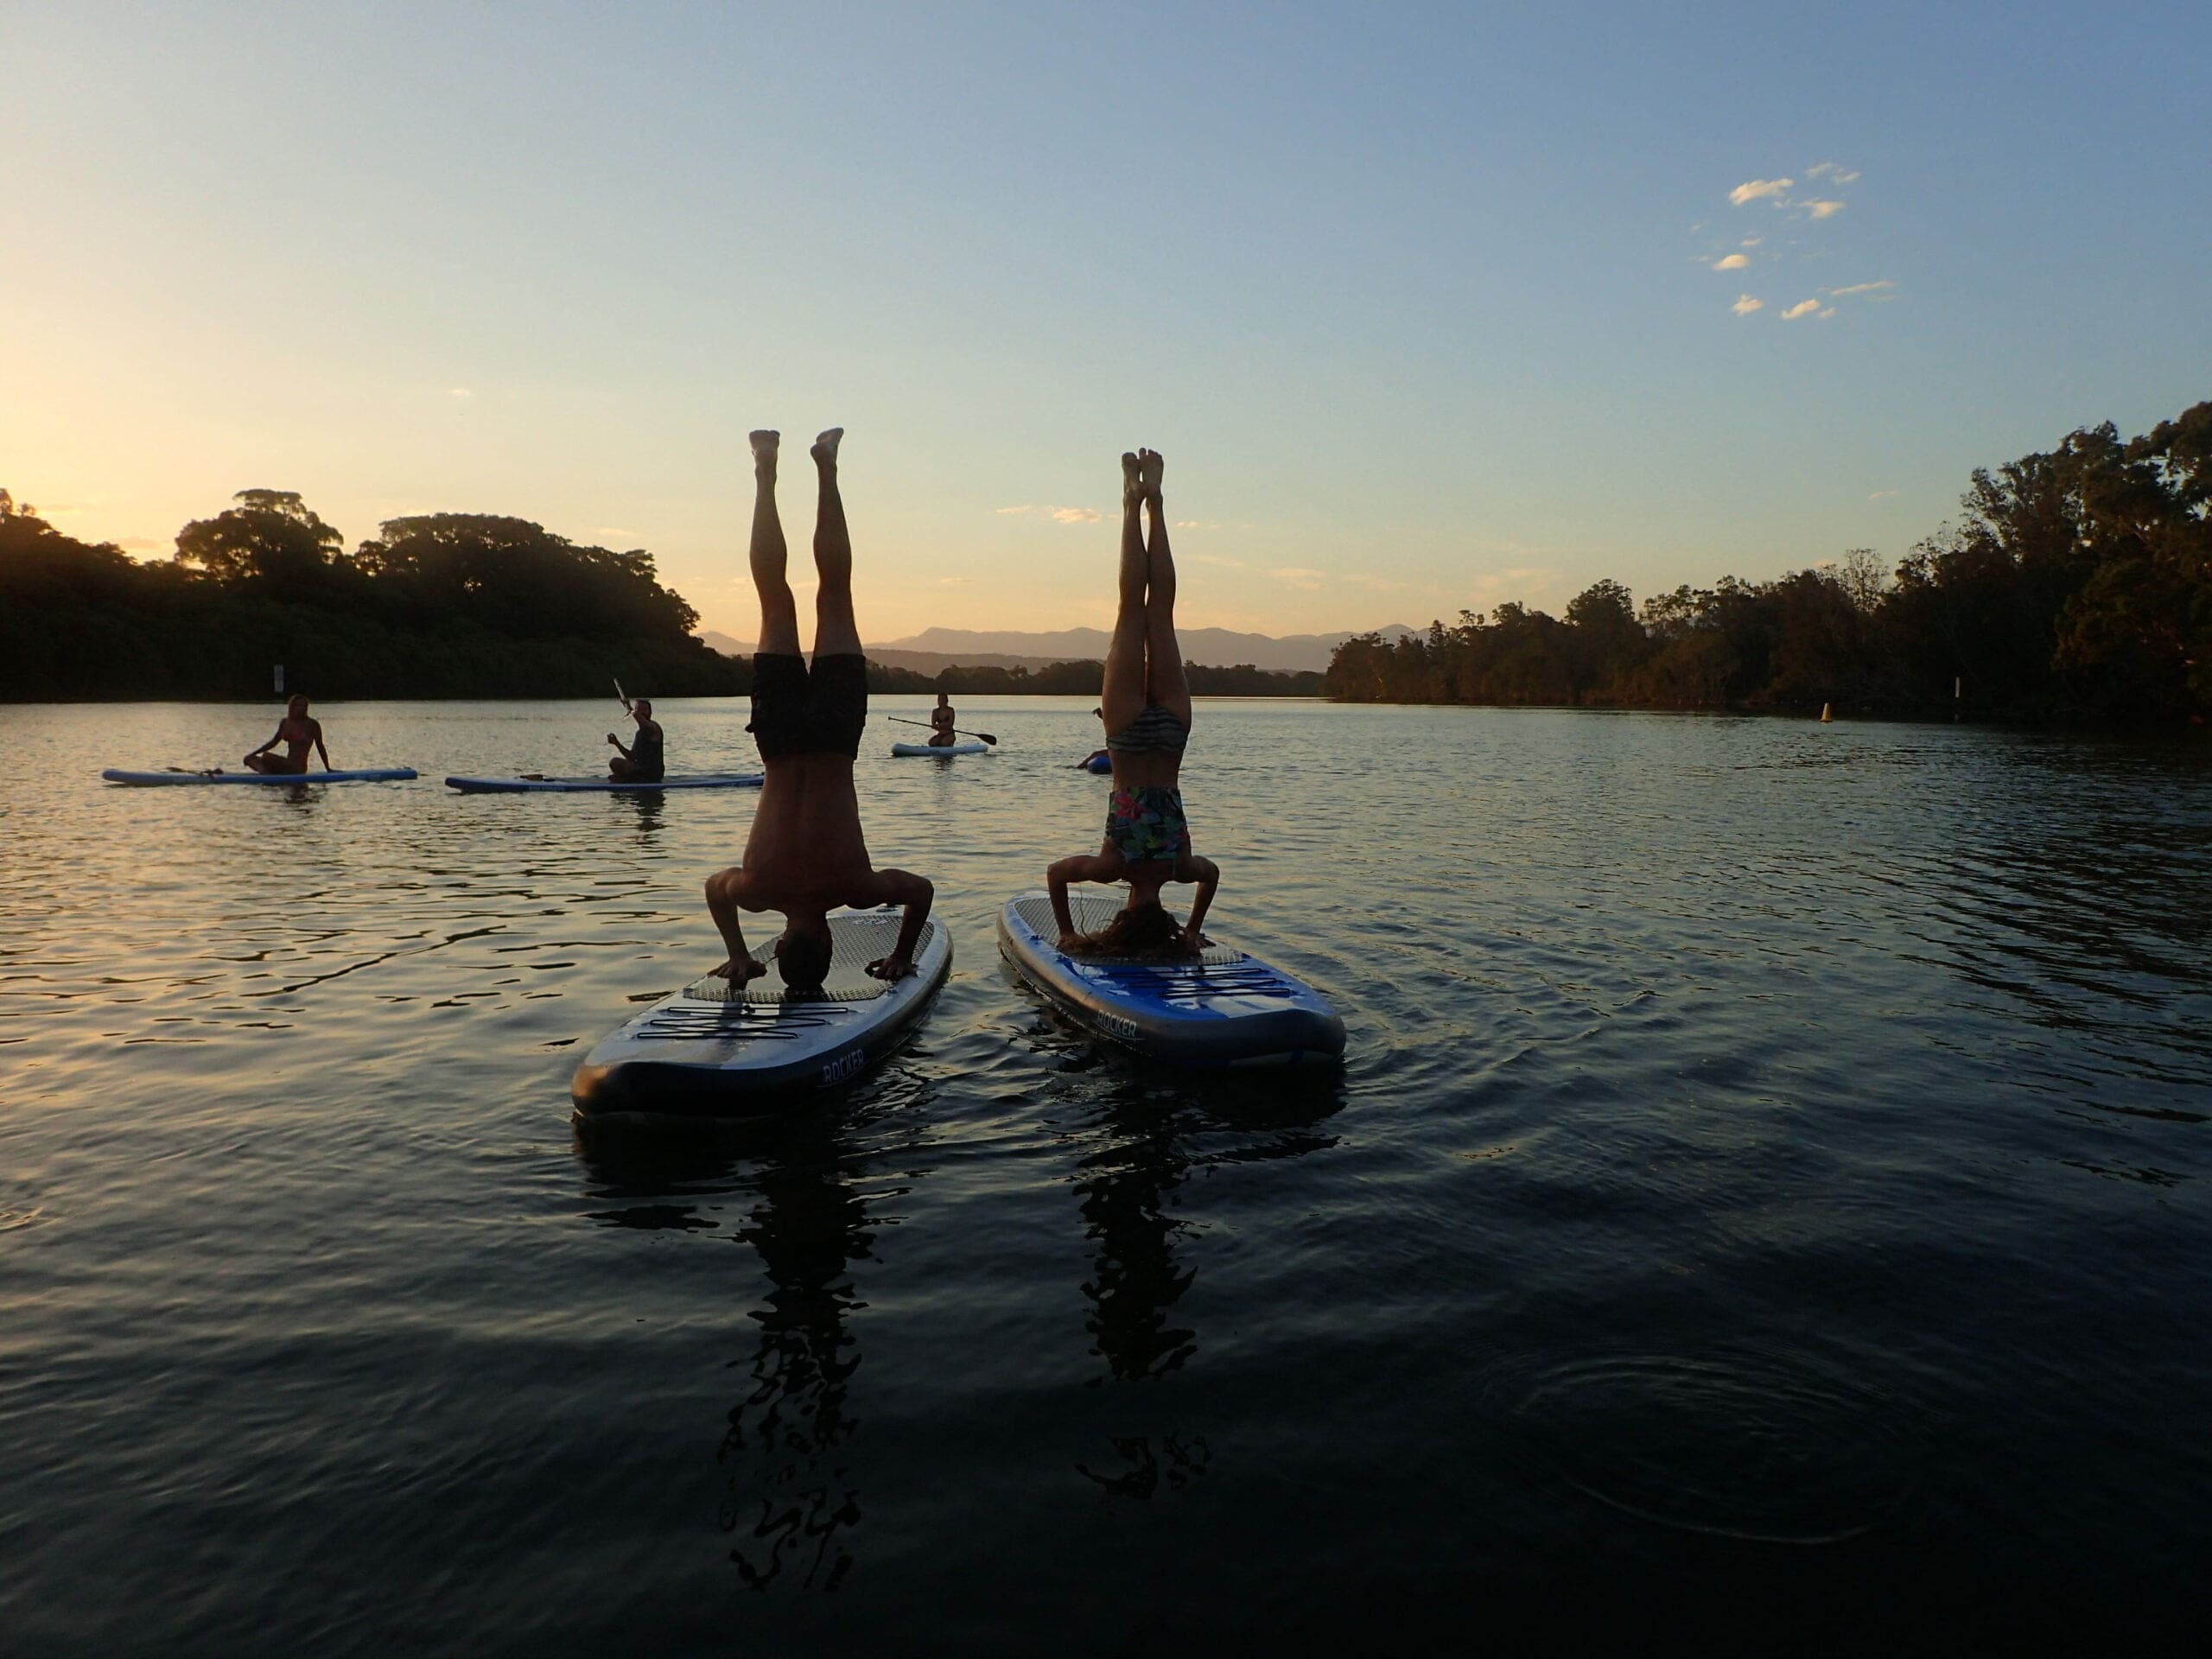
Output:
[4, 1, 2208, 642]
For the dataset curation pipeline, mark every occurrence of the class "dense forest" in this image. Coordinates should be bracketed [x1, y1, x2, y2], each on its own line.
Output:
[0, 487, 1323, 702]
[1326, 401, 2211, 722]
[0, 490, 746, 701]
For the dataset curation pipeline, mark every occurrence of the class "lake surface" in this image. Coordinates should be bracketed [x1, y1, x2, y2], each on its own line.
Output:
[3, 696, 2209, 1651]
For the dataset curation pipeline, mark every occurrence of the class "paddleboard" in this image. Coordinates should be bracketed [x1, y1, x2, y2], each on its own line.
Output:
[891, 741, 990, 757]
[997, 890, 1345, 1068]
[1083, 753, 1113, 773]
[444, 772, 762, 793]
[102, 767, 418, 786]
[571, 910, 952, 1119]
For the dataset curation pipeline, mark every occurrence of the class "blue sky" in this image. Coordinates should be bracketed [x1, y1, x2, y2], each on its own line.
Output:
[4, 1, 2207, 639]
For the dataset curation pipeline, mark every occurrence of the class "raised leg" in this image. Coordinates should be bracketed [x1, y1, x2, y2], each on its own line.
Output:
[810, 429, 861, 658]
[748, 431, 801, 657]
[1101, 451, 1150, 738]
[1138, 450, 1191, 727]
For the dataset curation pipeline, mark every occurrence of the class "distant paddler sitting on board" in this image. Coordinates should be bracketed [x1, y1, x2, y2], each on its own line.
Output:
[607, 695, 665, 782]
[928, 691, 959, 747]
[1045, 448, 1218, 957]
[244, 695, 333, 775]
[704, 429, 936, 992]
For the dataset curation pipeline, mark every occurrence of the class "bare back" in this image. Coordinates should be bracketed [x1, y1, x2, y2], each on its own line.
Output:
[737, 753, 879, 912]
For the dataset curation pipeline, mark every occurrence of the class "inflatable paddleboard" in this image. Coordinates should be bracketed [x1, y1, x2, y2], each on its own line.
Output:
[571, 910, 952, 1119]
[891, 741, 990, 757]
[444, 772, 762, 793]
[998, 890, 1344, 1068]
[1083, 753, 1113, 774]
[102, 767, 418, 786]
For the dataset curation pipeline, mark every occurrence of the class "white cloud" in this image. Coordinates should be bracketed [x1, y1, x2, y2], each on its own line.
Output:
[1712, 252, 1750, 270]
[1049, 506, 1101, 524]
[448, 387, 472, 398]
[1803, 200, 1845, 219]
[1807, 162, 1861, 182]
[1818, 307, 1835, 319]
[1732, 294, 1764, 315]
[1826, 280, 1895, 296]
[995, 504, 1033, 515]
[1780, 299, 1821, 320]
[1730, 177, 1793, 206]
[1268, 567, 1327, 591]
[1740, 235, 1764, 248]
[1869, 490, 1899, 499]
[937, 576, 974, 586]
[1173, 519, 1219, 530]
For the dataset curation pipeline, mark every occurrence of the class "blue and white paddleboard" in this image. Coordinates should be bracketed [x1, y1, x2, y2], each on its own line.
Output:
[571, 911, 951, 1119]
[445, 772, 762, 793]
[102, 766, 418, 786]
[997, 890, 1344, 1069]
[890, 741, 991, 757]
[1082, 753, 1113, 774]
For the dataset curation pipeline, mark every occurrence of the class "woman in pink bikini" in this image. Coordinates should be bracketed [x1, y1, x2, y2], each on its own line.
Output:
[243, 695, 333, 775]
[1045, 449, 1219, 957]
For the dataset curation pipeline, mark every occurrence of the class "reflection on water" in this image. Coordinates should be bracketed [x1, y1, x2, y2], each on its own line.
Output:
[3, 699, 2210, 1649]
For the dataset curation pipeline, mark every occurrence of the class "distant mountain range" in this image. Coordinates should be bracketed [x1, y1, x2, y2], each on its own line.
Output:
[697, 624, 1414, 674]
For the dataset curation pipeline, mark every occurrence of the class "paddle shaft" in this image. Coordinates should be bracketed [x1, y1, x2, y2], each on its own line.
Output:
[888, 715, 998, 746]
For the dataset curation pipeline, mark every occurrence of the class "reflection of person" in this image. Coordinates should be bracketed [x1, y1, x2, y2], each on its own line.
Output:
[1046, 450, 1218, 957]
[244, 694, 331, 774]
[607, 697, 664, 782]
[928, 691, 957, 747]
[704, 429, 936, 993]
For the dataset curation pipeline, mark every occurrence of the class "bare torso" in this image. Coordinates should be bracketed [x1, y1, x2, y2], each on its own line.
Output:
[734, 753, 880, 912]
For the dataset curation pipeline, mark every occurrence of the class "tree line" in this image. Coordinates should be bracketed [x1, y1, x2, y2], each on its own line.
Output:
[0, 489, 746, 701]
[1325, 400, 2211, 722]
[1, 486, 1325, 702]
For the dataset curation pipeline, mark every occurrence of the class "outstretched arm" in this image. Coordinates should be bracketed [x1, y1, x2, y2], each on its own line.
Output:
[1179, 853, 1220, 946]
[312, 721, 332, 771]
[864, 868, 934, 978]
[1047, 852, 1119, 945]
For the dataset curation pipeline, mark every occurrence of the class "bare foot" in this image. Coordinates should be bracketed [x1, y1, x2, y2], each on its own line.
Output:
[748, 430, 779, 474]
[1138, 448, 1164, 501]
[1122, 450, 1142, 504]
[811, 427, 843, 467]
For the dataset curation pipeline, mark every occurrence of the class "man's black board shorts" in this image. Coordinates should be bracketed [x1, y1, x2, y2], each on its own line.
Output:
[748, 652, 868, 760]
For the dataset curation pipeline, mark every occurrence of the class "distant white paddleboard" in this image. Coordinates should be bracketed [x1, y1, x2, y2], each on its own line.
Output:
[570, 911, 952, 1119]
[101, 767, 418, 786]
[997, 890, 1345, 1068]
[444, 773, 762, 793]
[890, 741, 991, 757]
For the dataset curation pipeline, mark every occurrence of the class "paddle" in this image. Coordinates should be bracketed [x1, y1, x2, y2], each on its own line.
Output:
[613, 677, 631, 714]
[889, 715, 999, 746]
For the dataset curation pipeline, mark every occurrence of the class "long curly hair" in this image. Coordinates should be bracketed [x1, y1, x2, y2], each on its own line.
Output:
[1066, 899, 1196, 960]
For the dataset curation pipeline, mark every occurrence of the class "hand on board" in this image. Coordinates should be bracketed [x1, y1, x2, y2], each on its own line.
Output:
[865, 954, 916, 981]
[712, 955, 768, 986]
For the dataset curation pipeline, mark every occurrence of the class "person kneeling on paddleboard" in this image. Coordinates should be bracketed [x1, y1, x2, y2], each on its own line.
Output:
[1046, 448, 1219, 959]
[928, 691, 960, 748]
[704, 429, 936, 993]
[607, 697, 665, 782]
[244, 695, 333, 775]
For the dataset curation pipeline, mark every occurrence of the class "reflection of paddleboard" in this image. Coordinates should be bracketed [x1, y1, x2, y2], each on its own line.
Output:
[891, 741, 990, 757]
[571, 911, 951, 1119]
[444, 773, 761, 793]
[102, 767, 417, 786]
[997, 890, 1344, 1068]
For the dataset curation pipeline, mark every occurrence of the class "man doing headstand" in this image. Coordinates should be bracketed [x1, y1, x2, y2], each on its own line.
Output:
[704, 429, 934, 992]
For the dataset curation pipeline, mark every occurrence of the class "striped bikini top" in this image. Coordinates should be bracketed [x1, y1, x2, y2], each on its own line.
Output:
[1106, 702, 1189, 754]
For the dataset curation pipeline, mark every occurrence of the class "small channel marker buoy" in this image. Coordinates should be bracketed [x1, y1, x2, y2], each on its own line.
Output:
[1821, 702, 1833, 723]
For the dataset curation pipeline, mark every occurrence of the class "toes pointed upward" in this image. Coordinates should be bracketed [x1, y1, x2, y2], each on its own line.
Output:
[810, 427, 844, 464]
[748, 429, 779, 464]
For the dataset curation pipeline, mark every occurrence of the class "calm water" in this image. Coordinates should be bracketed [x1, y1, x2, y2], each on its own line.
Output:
[3, 697, 2209, 1650]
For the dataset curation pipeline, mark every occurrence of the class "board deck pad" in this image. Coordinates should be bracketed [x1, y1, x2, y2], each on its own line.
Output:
[571, 912, 950, 1118]
[998, 890, 1344, 1068]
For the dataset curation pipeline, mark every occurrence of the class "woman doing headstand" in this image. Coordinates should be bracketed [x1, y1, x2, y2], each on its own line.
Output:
[1046, 449, 1218, 957]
